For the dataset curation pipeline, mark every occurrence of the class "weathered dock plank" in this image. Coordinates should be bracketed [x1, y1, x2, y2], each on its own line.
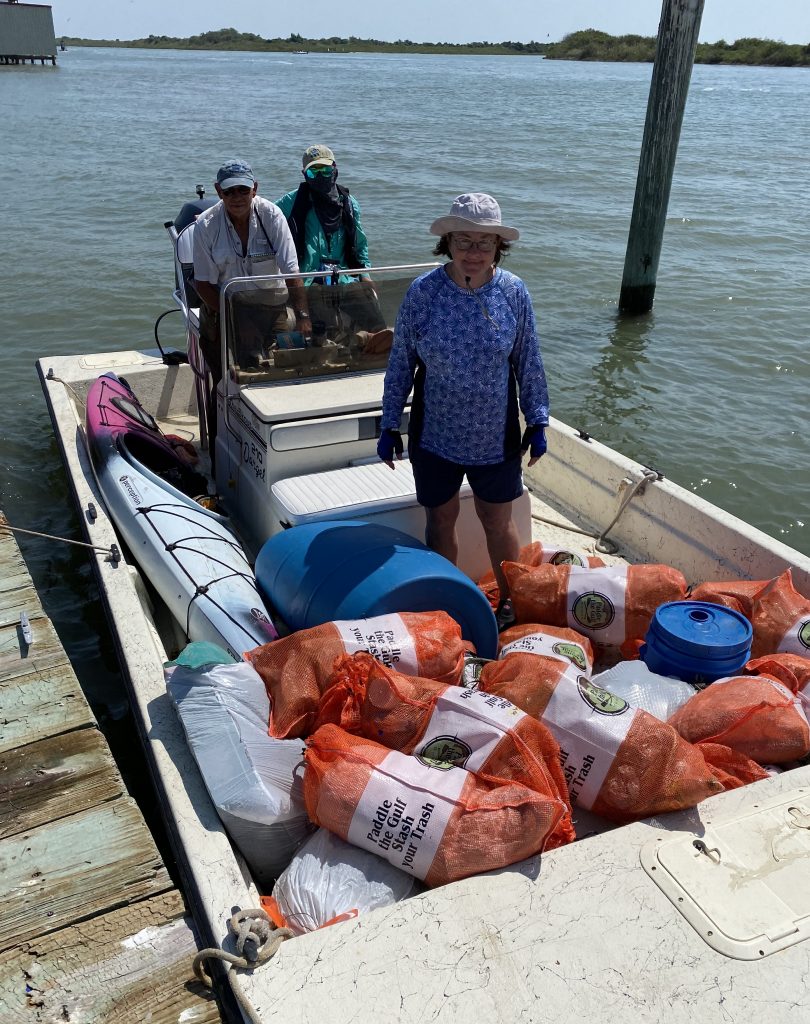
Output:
[0, 557, 42, 621]
[0, 524, 224, 1021]
[0, 614, 72, 682]
[0, 654, 94, 755]
[0, 797, 173, 952]
[0, 728, 123, 840]
[0, 890, 221, 1023]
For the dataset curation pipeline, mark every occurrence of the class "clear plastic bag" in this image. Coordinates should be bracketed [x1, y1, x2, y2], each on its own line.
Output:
[268, 827, 418, 935]
[592, 660, 697, 721]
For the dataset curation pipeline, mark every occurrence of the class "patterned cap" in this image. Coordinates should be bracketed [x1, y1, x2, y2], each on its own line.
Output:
[216, 159, 256, 190]
[302, 144, 336, 171]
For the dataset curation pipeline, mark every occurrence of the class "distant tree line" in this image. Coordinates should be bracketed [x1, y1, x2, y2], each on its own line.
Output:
[545, 29, 810, 67]
[62, 28, 549, 56]
[61, 28, 810, 65]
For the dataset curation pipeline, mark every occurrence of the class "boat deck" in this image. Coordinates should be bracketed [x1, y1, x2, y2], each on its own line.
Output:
[0, 520, 223, 1023]
[157, 407, 627, 570]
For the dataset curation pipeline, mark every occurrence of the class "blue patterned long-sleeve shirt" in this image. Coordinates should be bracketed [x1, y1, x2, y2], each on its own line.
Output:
[381, 266, 549, 465]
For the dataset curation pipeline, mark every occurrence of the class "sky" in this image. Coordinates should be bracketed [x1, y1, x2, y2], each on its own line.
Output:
[50, 1, 810, 45]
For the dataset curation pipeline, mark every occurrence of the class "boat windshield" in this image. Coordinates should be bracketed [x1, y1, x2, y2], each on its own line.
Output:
[220, 264, 438, 384]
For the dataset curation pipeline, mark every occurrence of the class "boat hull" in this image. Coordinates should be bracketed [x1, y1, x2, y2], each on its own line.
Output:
[39, 352, 810, 1024]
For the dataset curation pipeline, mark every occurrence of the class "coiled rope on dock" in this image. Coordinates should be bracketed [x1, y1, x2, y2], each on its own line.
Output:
[193, 908, 294, 1024]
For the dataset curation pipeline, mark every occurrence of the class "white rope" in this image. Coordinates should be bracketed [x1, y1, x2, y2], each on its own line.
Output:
[530, 467, 661, 557]
[0, 520, 117, 557]
[192, 908, 294, 1024]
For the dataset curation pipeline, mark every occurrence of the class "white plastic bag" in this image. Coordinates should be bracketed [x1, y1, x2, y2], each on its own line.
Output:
[269, 827, 418, 935]
[166, 654, 312, 885]
[592, 660, 697, 721]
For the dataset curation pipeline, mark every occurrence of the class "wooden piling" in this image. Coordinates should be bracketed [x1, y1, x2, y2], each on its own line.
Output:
[619, 0, 705, 314]
[0, 523, 223, 1023]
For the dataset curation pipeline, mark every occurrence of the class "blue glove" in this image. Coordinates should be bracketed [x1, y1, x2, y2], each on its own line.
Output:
[377, 428, 404, 463]
[521, 424, 547, 460]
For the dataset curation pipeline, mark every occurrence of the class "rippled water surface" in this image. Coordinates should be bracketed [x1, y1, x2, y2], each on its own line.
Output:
[1, 47, 808, 739]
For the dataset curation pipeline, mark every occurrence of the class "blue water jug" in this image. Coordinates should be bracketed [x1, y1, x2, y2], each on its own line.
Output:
[255, 519, 499, 659]
[640, 600, 753, 685]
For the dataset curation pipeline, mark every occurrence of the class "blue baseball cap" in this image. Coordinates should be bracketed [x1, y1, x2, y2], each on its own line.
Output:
[216, 159, 256, 190]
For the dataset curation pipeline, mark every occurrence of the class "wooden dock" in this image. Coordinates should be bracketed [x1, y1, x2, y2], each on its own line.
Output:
[0, 523, 223, 1022]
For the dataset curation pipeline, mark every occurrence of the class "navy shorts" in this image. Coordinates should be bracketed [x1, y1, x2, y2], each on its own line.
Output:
[409, 444, 523, 508]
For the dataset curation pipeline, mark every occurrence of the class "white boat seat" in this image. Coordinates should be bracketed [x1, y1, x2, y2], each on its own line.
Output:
[271, 458, 469, 521]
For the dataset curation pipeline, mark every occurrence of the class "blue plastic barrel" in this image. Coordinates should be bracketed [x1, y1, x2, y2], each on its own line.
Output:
[640, 600, 753, 685]
[255, 520, 499, 659]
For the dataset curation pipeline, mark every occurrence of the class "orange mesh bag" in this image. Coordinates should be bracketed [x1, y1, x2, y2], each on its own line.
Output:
[304, 724, 567, 887]
[479, 657, 730, 823]
[313, 652, 450, 740]
[695, 742, 768, 790]
[689, 580, 766, 620]
[668, 674, 810, 764]
[498, 623, 595, 675]
[316, 653, 575, 848]
[745, 653, 810, 692]
[504, 562, 688, 649]
[478, 541, 605, 608]
[749, 570, 810, 659]
[246, 611, 465, 738]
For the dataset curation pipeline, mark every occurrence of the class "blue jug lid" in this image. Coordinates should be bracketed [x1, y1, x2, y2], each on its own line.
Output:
[647, 601, 753, 658]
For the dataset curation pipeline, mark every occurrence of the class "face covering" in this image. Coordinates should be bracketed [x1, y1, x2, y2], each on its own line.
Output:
[308, 167, 342, 236]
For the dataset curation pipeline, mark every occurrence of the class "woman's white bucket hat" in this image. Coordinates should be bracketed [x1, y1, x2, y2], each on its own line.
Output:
[429, 192, 519, 240]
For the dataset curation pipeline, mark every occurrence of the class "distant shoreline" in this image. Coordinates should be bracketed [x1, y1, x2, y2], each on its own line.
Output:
[59, 29, 810, 67]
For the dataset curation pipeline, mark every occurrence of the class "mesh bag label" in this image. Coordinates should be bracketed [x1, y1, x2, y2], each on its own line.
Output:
[416, 687, 526, 772]
[347, 750, 466, 878]
[779, 613, 810, 657]
[500, 630, 592, 674]
[565, 566, 628, 646]
[540, 666, 637, 807]
[334, 614, 418, 673]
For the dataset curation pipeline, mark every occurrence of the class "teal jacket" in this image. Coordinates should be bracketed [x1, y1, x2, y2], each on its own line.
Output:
[275, 188, 371, 281]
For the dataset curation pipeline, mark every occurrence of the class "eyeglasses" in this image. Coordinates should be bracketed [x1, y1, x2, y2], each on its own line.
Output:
[306, 165, 334, 178]
[451, 234, 499, 252]
[221, 185, 253, 197]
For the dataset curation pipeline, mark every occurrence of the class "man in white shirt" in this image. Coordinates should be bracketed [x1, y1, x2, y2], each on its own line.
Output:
[193, 159, 311, 461]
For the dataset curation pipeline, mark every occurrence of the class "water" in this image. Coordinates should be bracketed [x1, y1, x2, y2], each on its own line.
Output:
[1, 47, 808, 789]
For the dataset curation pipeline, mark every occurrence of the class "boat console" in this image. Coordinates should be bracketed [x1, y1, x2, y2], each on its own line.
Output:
[193, 265, 532, 570]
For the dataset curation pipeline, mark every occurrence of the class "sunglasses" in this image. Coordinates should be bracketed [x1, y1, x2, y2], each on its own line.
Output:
[451, 234, 498, 252]
[306, 165, 335, 178]
[221, 185, 253, 197]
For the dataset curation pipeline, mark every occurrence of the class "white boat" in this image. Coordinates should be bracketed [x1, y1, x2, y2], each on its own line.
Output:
[37, 204, 810, 1022]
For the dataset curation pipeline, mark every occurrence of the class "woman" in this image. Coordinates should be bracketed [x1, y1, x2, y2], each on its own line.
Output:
[377, 193, 549, 629]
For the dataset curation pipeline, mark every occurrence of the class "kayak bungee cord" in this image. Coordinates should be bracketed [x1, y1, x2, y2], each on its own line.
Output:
[133, 504, 269, 648]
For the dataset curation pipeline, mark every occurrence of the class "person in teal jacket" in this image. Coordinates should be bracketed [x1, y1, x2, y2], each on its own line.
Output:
[276, 144, 386, 340]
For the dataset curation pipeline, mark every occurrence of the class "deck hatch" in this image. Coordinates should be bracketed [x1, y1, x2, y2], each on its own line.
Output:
[641, 788, 810, 959]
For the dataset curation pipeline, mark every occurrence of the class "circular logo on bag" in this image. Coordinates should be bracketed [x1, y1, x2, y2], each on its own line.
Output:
[550, 551, 586, 567]
[552, 641, 588, 671]
[417, 735, 472, 770]
[577, 675, 628, 716]
[796, 619, 810, 651]
[572, 591, 615, 631]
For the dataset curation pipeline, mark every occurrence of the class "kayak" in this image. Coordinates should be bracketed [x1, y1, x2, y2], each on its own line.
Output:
[85, 371, 276, 659]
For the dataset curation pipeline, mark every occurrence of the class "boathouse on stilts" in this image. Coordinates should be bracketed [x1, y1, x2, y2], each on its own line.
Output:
[0, 1, 57, 66]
